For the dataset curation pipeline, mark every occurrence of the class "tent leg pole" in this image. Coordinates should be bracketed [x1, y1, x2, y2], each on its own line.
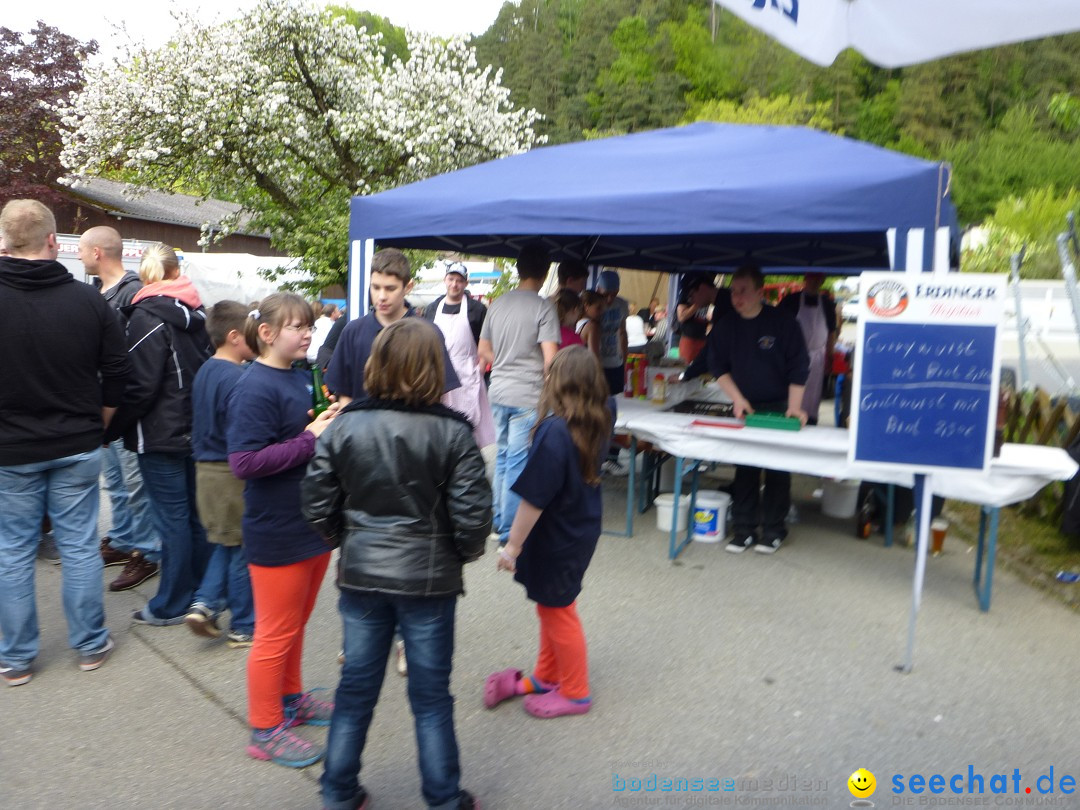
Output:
[898, 473, 932, 674]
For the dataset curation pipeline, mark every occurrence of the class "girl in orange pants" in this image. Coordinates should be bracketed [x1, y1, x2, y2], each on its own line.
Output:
[484, 347, 611, 718]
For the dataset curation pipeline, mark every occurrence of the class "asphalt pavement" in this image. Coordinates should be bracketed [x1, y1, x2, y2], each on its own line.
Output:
[4, 473, 1079, 809]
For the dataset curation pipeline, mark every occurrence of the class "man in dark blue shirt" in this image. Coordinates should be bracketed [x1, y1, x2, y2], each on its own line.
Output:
[706, 265, 809, 555]
[326, 249, 459, 404]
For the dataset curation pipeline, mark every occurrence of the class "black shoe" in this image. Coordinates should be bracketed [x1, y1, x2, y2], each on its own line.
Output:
[37, 533, 60, 565]
[755, 536, 784, 555]
[459, 790, 480, 810]
[725, 534, 756, 554]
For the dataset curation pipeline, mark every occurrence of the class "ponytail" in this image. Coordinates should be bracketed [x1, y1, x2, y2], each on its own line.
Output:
[139, 242, 180, 285]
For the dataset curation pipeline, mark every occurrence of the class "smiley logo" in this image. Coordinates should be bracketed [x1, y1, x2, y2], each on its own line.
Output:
[848, 768, 876, 798]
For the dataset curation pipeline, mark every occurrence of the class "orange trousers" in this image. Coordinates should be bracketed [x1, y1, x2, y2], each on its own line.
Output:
[247, 552, 331, 729]
[533, 601, 589, 700]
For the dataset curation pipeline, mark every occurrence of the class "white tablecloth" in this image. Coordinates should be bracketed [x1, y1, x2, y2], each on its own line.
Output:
[615, 397, 1077, 508]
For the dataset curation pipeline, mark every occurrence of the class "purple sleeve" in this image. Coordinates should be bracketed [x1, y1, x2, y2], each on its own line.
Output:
[229, 431, 317, 480]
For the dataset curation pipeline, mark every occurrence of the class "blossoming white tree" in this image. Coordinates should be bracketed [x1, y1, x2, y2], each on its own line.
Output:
[58, 0, 542, 287]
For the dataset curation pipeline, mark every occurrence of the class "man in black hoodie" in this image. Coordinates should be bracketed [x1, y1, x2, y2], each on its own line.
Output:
[0, 200, 129, 686]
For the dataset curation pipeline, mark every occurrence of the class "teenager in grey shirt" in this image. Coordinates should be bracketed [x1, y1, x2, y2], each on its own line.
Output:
[478, 243, 560, 545]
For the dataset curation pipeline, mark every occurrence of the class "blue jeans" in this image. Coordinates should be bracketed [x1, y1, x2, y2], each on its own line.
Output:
[193, 544, 254, 633]
[137, 452, 212, 621]
[321, 591, 462, 810]
[0, 450, 109, 667]
[491, 403, 537, 544]
[101, 442, 161, 560]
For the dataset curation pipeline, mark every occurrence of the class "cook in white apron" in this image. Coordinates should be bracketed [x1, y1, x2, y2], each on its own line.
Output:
[795, 291, 829, 423]
[434, 299, 496, 448]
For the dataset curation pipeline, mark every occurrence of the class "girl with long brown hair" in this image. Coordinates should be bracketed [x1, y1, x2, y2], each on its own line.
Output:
[485, 345, 611, 718]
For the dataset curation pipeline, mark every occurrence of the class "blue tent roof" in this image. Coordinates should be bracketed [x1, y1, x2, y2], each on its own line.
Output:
[349, 123, 955, 274]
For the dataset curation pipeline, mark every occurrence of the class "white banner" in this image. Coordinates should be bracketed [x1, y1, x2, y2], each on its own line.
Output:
[713, 0, 1080, 67]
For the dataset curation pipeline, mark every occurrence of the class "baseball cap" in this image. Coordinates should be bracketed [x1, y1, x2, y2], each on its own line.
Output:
[445, 261, 468, 281]
[597, 269, 621, 292]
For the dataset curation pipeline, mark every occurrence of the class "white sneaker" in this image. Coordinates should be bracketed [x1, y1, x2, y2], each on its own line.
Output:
[395, 640, 407, 677]
[602, 459, 629, 477]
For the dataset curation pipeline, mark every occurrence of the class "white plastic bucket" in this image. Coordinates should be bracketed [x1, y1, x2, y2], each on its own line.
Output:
[655, 493, 690, 533]
[822, 479, 860, 518]
[693, 491, 731, 542]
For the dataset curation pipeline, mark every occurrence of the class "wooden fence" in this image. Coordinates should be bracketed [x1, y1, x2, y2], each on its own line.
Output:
[1005, 388, 1080, 523]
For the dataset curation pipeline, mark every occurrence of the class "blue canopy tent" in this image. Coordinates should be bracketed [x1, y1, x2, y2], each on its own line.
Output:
[347, 123, 956, 314]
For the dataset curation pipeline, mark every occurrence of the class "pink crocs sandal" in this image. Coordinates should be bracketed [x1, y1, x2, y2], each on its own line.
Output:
[523, 689, 592, 718]
[484, 668, 522, 708]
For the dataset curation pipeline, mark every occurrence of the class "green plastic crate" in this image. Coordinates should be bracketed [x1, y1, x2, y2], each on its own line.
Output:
[745, 412, 801, 431]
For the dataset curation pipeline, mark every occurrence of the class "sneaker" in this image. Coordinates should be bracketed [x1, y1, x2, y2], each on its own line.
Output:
[395, 639, 407, 677]
[109, 551, 159, 591]
[458, 790, 481, 809]
[227, 631, 254, 648]
[725, 534, 756, 554]
[37, 533, 61, 565]
[602, 459, 629, 477]
[78, 636, 115, 672]
[247, 722, 325, 768]
[100, 537, 132, 567]
[131, 607, 186, 627]
[755, 536, 784, 554]
[284, 688, 334, 727]
[184, 603, 222, 638]
[0, 661, 32, 687]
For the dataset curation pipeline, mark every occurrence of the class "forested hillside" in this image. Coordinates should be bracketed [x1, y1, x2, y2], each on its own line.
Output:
[471, 0, 1080, 273]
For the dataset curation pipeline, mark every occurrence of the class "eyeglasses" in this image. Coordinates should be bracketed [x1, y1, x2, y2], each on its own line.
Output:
[282, 325, 315, 336]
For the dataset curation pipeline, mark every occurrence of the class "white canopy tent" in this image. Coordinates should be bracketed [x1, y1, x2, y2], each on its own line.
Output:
[713, 0, 1080, 67]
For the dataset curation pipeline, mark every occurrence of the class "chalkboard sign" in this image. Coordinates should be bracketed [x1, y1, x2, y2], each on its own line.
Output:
[849, 273, 1006, 472]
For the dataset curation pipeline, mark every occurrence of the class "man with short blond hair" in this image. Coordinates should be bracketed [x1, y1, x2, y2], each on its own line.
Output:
[0, 199, 55, 254]
[0, 200, 129, 686]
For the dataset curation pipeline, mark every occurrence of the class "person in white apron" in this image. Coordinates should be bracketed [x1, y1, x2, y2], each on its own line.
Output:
[779, 272, 837, 425]
[432, 286, 496, 451]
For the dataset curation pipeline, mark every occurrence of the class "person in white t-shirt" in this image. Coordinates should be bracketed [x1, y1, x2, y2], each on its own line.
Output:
[307, 303, 340, 364]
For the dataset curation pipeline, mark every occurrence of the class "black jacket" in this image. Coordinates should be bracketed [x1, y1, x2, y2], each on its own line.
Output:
[106, 287, 211, 453]
[0, 257, 129, 465]
[302, 399, 491, 597]
[423, 295, 487, 347]
[96, 271, 143, 311]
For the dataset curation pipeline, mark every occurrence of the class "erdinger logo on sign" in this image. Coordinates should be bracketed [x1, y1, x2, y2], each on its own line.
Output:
[866, 280, 909, 318]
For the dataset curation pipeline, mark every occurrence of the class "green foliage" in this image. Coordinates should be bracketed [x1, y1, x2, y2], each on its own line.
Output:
[685, 93, 833, 129]
[485, 265, 519, 303]
[1049, 93, 1080, 133]
[852, 79, 901, 146]
[328, 6, 409, 63]
[945, 106, 1080, 222]
[962, 186, 1080, 279]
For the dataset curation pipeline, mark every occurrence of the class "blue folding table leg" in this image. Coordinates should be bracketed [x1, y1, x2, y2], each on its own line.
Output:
[668, 456, 696, 560]
[973, 505, 1000, 612]
[626, 436, 636, 537]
